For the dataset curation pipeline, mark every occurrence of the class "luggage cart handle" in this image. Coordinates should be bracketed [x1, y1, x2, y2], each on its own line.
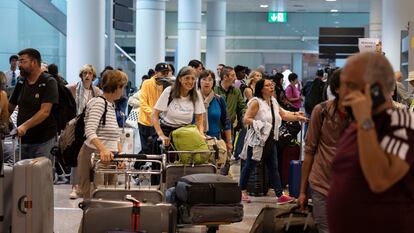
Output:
[113, 153, 164, 160]
[91, 153, 165, 161]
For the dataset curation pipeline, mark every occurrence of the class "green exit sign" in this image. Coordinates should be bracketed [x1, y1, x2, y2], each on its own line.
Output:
[268, 12, 287, 23]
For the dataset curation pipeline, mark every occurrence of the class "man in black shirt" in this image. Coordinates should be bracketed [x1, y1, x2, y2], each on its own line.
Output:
[9, 48, 58, 160]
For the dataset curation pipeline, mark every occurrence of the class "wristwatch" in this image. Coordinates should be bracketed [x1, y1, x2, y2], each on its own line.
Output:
[359, 118, 375, 130]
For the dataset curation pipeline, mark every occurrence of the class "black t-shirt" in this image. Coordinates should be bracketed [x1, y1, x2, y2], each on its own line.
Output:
[10, 73, 58, 143]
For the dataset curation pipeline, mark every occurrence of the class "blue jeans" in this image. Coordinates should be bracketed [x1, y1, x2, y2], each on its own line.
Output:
[20, 137, 56, 160]
[239, 138, 284, 197]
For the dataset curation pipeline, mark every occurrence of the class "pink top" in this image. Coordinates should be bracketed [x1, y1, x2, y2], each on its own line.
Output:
[285, 84, 301, 109]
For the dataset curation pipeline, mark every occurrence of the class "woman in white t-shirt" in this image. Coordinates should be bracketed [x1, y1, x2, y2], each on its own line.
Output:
[152, 66, 205, 146]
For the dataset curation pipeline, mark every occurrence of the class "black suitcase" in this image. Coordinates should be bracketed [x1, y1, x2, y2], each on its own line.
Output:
[244, 160, 269, 196]
[176, 174, 241, 205]
[179, 203, 244, 224]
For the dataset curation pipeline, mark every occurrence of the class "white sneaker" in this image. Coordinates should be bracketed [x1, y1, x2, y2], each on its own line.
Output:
[69, 189, 79, 199]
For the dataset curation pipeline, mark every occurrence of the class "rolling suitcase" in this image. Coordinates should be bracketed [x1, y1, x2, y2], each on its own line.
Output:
[0, 165, 12, 233]
[176, 174, 241, 205]
[79, 197, 177, 233]
[249, 205, 317, 233]
[288, 160, 302, 198]
[12, 157, 54, 233]
[92, 189, 163, 204]
[244, 160, 269, 196]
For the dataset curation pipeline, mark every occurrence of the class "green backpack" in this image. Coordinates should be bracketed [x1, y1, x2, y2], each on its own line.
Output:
[170, 125, 210, 164]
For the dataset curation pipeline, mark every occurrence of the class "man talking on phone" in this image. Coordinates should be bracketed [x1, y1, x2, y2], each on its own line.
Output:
[327, 52, 414, 233]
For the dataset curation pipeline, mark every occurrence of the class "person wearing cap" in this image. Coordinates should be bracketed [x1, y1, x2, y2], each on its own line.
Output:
[138, 62, 171, 154]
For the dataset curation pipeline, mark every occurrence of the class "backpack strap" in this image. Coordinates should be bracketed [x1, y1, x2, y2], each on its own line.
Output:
[167, 92, 173, 107]
[97, 96, 108, 126]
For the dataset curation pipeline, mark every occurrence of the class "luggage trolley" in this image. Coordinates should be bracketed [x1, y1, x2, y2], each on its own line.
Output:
[163, 149, 243, 233]
[91, 153, 166, 204]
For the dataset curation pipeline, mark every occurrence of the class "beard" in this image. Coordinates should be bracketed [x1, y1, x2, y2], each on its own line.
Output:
[19, 68, 30, 77]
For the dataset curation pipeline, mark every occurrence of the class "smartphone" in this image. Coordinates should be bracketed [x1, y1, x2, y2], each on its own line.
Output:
[370, 82, 386, 109]
[345, 82, 386, 120]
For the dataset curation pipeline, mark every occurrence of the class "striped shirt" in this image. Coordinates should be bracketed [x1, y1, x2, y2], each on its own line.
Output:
[84, 96, 120, 152]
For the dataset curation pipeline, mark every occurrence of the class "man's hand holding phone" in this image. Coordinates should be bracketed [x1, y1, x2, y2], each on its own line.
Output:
[342, 84, 373, 124]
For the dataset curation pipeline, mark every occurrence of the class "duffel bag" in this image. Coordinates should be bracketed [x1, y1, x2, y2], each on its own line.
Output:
[176, 174, 241, 205]
[170, 125, 210, 164]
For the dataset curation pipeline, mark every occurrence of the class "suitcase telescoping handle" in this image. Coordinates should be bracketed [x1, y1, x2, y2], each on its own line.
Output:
[285, 204, 313, 231]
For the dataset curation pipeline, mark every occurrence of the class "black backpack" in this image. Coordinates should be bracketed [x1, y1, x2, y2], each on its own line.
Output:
[13, 73, 77, 134]
[54, 82, 77, 133]
[304, 78, 325, 114]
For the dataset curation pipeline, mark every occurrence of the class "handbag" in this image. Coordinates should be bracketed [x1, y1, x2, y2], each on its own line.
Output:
[206, 137, 228, 169]
[125, 108, 139, 129]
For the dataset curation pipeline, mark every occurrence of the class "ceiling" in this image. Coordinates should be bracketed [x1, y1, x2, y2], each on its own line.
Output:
[165, 0, 371, 13]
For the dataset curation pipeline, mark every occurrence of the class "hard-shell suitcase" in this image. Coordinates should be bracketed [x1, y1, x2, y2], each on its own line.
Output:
[1, 164, 12, 233]
[12, 157, 54, 233]
[249, 205, 317, 233]
[179, 203, 244, 224]
[244, 160, 269, 196]
[79, 198, 177, 233]
[92, 189, 163, 204]
[176, 174, 241, 205]
[288, 160, 302, 198]
[281, 144, 300, 187]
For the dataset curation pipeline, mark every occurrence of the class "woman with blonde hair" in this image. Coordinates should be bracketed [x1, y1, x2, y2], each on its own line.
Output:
[0, 71, 7, 91]
[243, 70, 262, 101]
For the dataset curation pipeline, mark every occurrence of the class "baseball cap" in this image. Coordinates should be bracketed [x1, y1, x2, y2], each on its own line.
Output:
[155, 63, 169, 72]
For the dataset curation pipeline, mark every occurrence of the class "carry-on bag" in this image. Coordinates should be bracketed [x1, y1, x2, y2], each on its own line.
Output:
[249, 205, 317, 233]
[12, 157, 54, 233]
[0, 165, 12, 233]
[244, 159, 269, 196]
[288, 160, 302, 198]
[170, 125, 210, 165]
[79, 196, 177, 233]
[175, 173, 241, 205]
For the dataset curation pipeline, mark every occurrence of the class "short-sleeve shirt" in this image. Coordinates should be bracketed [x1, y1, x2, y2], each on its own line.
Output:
[285, 84, 302, 110]
[154, 86, 205, 127]
[10, 74, 58, 143]
[327, 108, 414, 233]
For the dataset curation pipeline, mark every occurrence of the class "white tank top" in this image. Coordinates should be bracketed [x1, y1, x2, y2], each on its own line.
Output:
[248, 96, 282, 140]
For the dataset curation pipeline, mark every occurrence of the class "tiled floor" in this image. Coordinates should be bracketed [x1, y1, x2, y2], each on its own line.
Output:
[53, 161, 285, 233]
